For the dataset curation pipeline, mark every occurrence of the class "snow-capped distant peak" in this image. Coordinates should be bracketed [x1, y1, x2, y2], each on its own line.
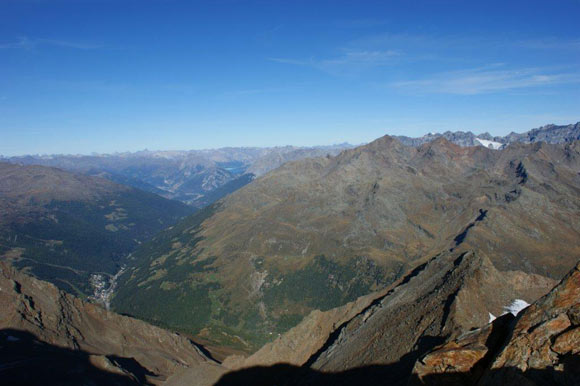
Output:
[475, 138, 504, 150]
[504, 299, 530, 316]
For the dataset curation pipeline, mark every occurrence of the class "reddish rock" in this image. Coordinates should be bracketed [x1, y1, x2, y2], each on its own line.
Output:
[411, 260, 580, 386]
[0, 262, 224, 385]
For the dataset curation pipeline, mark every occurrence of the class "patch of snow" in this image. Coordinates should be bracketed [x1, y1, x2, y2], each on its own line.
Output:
[488, 312, 496, 323]
[504, 299, 530, 316]
[475, 138, 504, 150]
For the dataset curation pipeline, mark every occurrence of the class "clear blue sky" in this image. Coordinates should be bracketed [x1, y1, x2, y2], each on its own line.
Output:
[1, 0, 579, 156]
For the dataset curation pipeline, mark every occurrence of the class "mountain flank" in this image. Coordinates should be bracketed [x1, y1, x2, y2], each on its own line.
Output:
[2, 251, 576, 385]
[112, 136, 580, 350]
[0, 262, 224, 385]
[0, 162, 194, 298]
[171, 253, 580, 385]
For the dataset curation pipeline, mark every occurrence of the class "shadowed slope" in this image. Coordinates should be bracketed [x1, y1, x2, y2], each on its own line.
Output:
[172, 258, 580, 386]
[0, 262, 225, 385]
[0, 162, 194, 296]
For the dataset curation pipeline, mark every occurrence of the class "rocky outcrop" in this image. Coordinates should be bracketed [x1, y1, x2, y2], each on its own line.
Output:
[412, 260, 580, 385]
[208, 250, 556, 386]
[0, 262, 224, 385]
[303, 250, 554, 384]
[221, 289, 383, 370]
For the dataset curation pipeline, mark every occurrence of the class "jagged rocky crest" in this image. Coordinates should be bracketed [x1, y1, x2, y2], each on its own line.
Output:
[396, 122, 580, 148]
[412, 260, 580, 386]
[0, 262, 225, 385]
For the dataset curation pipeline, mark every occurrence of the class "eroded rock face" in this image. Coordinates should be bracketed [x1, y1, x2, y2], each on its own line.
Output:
[0, 262, 224, 385]
[412, 261, 580, 386]
[221, 290, 385, 370]
[302, 251, 555, 385]
[210, 250, 556, 386]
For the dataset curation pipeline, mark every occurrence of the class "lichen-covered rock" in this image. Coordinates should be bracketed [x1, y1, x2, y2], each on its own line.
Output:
[411, 260, 580, 386]
[411, 313, 514, 386]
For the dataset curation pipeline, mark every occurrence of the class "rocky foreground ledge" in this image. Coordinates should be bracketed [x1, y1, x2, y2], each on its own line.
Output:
[412, 261, 580, 385]
[1, 256, 578, 385]
[0, 262, 224, 385]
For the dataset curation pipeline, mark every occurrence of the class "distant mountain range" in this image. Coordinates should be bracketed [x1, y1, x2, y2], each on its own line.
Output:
[5, 144, 353, 208]
[395, 121, 580, 148]
[4, 122, 578, 210]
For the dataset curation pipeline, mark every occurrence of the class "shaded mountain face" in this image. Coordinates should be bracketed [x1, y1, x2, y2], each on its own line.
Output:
[8, 145, 352, 209]
[187, 256, 579, 386]
[0, 162, 194, 297]
[217, 250, 555, 373]
[112, 137, 580, 350]
[0, 262, 224, 385]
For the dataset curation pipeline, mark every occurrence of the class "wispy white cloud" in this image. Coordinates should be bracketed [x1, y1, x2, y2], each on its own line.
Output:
[351, 33, 580, 53]
[332, 19, 388, 29]
[391, 66, 580, 95]
[516, 38, 580, 51]
[0, 36, 103, 50]
[270, 31, 580, 80]
[43, 79, 130, 93]
[219, 82, 311, 98]
[269, 49, 401, 75]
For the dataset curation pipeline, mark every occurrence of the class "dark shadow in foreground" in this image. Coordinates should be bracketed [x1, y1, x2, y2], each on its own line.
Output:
[214, 360, 580, 386]
[0, 328, 155, 386]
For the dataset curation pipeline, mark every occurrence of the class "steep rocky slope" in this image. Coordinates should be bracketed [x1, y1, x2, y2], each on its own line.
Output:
[412, 260, 580, 386]
[207, 257, 578, 386]
[212, 248, 551, 368]
[112, 137, 580, 349]
[0, 262, 224, 385]
[0, 162, 193, 297]
[304, 251, 553, 381]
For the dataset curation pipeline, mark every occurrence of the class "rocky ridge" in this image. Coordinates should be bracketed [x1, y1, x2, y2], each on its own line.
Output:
[193, 256, 578, 385]
[0, 262, 224, 385]
[396, 122, 580, 148]
[412, 260, 580, 385]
